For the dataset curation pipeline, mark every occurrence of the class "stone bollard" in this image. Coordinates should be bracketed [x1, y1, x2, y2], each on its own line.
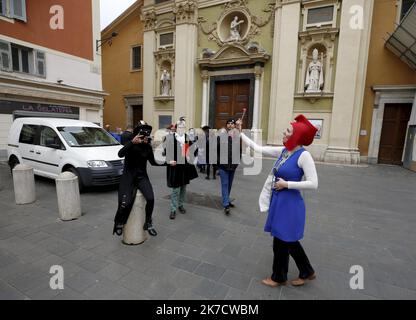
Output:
[123, 191, 148, 245]
[13, 164, 36, 205]
[55, 172, 81, 221]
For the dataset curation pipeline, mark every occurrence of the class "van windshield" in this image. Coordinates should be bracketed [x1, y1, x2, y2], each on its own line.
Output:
[57, 126, 120, 147]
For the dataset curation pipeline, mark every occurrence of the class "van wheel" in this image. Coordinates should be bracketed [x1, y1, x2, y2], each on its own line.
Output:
[65, 167, 85, 193]
[8, 156, 19, 174]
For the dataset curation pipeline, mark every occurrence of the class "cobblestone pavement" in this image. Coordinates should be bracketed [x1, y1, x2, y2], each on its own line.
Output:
[1, 159, 416, 300]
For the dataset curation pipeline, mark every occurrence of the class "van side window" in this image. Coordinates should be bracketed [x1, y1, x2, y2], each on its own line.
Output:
[19, 124, 38, 144]
[40, 126, 64, 149]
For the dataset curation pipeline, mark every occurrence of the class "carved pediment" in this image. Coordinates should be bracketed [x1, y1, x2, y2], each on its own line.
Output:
[198, 44, 269, 68]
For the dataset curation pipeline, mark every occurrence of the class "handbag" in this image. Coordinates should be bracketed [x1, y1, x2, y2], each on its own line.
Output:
[258, 150, 290, 213]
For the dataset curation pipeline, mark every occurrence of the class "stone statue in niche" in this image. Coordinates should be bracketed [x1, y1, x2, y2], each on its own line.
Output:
[305, 48, 324, 93]
[228, 16, 245, 41]
[160, 69, 171, 96]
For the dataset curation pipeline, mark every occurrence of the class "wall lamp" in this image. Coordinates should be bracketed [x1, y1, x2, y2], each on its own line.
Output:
[96, 32, 118, 52]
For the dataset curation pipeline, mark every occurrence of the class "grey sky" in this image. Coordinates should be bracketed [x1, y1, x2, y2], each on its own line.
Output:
[100, 0, 137, 30]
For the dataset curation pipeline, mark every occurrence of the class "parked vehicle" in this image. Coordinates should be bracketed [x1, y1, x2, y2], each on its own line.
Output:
[7, 118, 124, 191]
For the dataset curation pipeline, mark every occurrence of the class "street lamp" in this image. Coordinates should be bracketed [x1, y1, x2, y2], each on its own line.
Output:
[96, 32, 118, 52]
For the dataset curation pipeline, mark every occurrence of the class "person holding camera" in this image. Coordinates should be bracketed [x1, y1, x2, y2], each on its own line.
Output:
[113, 121, 168, 237]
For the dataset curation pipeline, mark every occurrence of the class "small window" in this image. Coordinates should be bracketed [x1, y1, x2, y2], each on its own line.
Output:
[160, 32, 174, 47]
[40, 126, 64, 149]
[307, 6, 334, 26]
[131, 46, 141, 70]
[0, 0, 26, 20]
[11, 45, 33, 74]
[159, 115, 172, 130]
[19, 124, 38, 145]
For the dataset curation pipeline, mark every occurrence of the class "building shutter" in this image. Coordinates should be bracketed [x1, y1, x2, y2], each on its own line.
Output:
[35, 50, 46, 77]
[0, 40, 12, 71]
[11, 0, 26, 21]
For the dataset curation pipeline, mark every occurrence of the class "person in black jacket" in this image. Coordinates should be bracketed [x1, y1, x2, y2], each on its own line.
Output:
[113, 121, 166, 237]
[217, 119, 241, 215]
[120, 125, 134, 145]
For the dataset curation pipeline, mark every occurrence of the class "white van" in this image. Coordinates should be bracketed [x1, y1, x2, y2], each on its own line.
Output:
[7, 118, 124, 190]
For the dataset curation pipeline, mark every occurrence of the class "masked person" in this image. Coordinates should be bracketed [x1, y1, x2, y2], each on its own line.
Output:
[217, 119, 241, 215]
[164, 118, 198, 220]
[236, 115, 318, 287]
[113, 121, 165, 237]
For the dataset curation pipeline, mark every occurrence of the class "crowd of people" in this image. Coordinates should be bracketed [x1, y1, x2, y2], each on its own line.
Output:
[109, 114, 320, 288]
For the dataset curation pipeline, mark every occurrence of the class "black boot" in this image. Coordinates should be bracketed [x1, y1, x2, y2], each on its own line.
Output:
[143, 220, 157, 237]
[113, 222, 123, 236]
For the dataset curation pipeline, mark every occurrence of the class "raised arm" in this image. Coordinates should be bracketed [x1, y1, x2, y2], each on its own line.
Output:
[241, 132, 284, 158]
[118, 141, 134, 158]
[287, 151, 318, 190]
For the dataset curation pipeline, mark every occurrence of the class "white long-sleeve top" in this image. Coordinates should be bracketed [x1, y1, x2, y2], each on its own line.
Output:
[241, 133, 318, 190]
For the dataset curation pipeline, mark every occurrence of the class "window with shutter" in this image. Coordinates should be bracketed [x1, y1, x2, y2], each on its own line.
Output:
[131, 46, 141, 70]
[35, 51, 46, 77]
[11, 0, 26, 21]
[0, 40, 12, 71]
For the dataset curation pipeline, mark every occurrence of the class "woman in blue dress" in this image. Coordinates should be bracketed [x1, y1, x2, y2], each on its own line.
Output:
[237, 115, 318, 287]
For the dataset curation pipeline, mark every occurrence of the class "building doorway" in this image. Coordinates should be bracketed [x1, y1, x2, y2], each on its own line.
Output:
[214, 79, 250, 129]
[132, 105, 143, 127]
[378, 103, 412, 165]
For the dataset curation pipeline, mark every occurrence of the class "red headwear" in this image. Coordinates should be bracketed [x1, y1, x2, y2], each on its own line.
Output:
[283, 115, 318, 151]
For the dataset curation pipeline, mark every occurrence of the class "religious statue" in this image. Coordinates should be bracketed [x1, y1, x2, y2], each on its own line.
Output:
[228, 16, 244, 41]
[161, 69, 171, 96]
[305, 48, 324, 93]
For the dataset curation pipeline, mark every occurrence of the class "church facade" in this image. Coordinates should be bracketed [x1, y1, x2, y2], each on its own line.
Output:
[140, 0, 375, 163]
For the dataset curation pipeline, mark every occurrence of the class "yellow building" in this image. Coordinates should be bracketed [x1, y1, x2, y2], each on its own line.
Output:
[102, 1, 144, 131]
[360, 0, 416, 170]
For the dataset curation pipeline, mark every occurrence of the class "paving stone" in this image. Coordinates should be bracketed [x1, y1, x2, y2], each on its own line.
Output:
[219, 270, 252, 291]
[171, 256, 201, 273]
[97, 261, 131, 282]
[192, 279, 230, 300]
[0, 280, 29, 300]
[193, 262, 226, 281]
[78, 255, 110, 273]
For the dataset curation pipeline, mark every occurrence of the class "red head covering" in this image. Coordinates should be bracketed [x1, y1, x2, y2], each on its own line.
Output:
[283, 115, 318, 151]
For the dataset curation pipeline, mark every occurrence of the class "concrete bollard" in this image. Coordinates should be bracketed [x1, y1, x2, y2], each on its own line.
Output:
[55, 172, 81, 221]
[13, 164, 36, 205]
[122, 191, 148, 245]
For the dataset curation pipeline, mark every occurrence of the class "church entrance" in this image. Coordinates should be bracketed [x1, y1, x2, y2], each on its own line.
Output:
[209, 74, 254, 130]
[214, 80, 250, 129]
[378, 103, 412, 165]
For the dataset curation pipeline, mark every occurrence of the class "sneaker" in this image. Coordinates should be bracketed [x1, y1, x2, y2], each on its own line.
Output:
[178, 206, 186, 214]
[170, 211, 176, 220]
[224, 206, 231, 215]
[229, 202, 235, 208]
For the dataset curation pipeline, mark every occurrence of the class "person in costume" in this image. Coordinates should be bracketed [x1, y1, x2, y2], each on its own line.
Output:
[113, 121, 166, 237]
[236, 115, 318, 287]
[164, 117, 198, 220]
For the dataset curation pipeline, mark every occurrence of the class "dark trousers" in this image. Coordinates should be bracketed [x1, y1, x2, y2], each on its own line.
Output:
[114, 173, 155, 225]
[272, 237, 315, 283]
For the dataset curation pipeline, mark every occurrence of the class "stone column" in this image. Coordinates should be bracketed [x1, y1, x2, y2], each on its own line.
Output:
[201, 70, 209, 127]
[253, 65, 262, 130]
[174, 0, 198, 128]
[13, 164, 36, 205]
[56, 172, 81, 221]
[123, 191, 148, 245]
[324, 0, 374, 164]
[142, 9, 157, 130]
[267, 0, 301, 145]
